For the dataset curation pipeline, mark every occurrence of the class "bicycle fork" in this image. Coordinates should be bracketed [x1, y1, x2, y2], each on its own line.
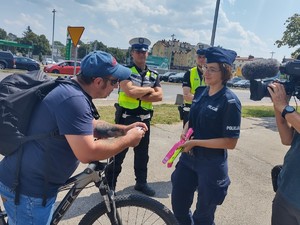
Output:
[99, 177, 122, 225]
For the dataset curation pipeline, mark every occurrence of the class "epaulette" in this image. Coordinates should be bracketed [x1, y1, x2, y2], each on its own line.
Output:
[148, 68, 159, 75]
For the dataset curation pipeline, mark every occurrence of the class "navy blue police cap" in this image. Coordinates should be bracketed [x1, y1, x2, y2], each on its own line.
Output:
[205, 47, 237, 66]
[129, 37, 151, 52]
[196, 48, 206, 55]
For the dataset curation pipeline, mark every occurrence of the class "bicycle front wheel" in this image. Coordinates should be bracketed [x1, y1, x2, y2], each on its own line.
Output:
[79, 194, 179, 225]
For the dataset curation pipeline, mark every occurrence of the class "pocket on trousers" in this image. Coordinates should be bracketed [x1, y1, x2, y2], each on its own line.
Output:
[209, 176, 230, 205]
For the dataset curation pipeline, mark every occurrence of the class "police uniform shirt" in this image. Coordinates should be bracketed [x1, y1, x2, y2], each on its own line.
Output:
[127, 63, 161, 88]
[182, 67, 204, 88]
[189, 86, 241, 151]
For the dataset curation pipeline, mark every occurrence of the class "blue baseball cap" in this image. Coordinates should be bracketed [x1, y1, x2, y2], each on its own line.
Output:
[129, 37, 151, 51]
[205, 47, 237, 66]
[80, 51, 131, 80]
[196, 49, 206, 55]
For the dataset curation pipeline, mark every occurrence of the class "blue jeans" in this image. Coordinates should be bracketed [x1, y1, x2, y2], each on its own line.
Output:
[0, 181, 56, 225]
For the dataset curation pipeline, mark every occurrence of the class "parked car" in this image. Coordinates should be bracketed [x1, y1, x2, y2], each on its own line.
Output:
[226, 77, 243, 87]
[159, 71, 177, 81]
[42, 57, 56, 65]
[0, 50, 15, 69]
[232, 79, 250, 88]
[14, 56, 40, 71]
[43, 60, 81, 75]
[168, 72, 185, 83]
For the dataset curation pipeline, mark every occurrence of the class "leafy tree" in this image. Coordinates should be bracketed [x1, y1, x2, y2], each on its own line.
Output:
[275, 13, 300, 58]
[19, 26, 51, 57]
[7, 33, 17, 41]
[0, 28, 7, 39]
[54, 40, 65, 57]
[107, 47, 126, 64]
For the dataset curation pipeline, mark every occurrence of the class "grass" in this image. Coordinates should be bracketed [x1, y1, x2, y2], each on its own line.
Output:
[97, 104, 277, 124]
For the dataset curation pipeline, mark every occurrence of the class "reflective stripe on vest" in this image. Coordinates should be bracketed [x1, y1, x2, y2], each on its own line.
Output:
[118, 67, 157, 110]
[184, 67, 206, 104]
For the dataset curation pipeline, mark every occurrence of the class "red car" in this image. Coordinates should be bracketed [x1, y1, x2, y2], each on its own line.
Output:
[43, 60, 81, 75]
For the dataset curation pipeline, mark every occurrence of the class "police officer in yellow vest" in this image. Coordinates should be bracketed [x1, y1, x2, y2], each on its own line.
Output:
[106, 37, 163, 196]
[181, 49, 206, 127]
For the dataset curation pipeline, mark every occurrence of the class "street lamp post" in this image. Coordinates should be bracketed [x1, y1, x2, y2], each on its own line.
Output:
[270, 51, 275, 58]
[51, 9, 56, 62]
[210, 0, 221, 47]
[169, 34, 175, 70]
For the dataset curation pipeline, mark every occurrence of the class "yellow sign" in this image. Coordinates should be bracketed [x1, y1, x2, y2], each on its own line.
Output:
[67, 26, 85, 47]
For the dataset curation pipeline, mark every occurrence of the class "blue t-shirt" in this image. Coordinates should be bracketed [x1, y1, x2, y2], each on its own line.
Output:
[278, 132, 300, 209]
[189, 86, 241, 152]
[0, 83, 94, 198]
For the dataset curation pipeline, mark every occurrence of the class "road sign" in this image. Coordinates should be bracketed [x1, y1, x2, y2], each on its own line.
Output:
[67, 26, 85, 47]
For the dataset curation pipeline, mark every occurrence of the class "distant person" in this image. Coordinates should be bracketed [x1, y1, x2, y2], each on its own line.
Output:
[181, 49, 206, 127]
[0, 51, 147, 225]
[171, 47, 241, 225]
[268, 82, 300, 225]
[106, 37, 163, 196]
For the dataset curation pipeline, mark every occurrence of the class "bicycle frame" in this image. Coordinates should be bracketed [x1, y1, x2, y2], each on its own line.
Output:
[50, 161, 112, 225]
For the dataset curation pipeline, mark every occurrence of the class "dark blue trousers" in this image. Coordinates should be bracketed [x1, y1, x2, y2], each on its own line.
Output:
[106, 116, 151, 189]
[171, 150, 230, 225]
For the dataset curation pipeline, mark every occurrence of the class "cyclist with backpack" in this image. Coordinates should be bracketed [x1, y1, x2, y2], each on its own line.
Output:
[0, 51, 147, 225]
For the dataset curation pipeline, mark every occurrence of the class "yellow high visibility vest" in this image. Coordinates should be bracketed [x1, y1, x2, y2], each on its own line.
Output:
[118, 67, 158, 110]
[184, 67, 206, 104]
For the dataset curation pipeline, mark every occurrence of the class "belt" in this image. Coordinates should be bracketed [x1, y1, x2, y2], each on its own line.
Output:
[122, 112, 151, 121]
[183, 106, 190, 112]
[188, 148, 225, 157]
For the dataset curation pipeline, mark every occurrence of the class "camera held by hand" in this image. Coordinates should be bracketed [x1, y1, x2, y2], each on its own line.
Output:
[242, 59, 300, 101]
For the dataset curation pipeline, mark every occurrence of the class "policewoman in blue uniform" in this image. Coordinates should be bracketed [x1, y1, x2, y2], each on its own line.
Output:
[106, 37, 163, 196]
[171, 47, 241, 225]
[181, 49, 207, 127]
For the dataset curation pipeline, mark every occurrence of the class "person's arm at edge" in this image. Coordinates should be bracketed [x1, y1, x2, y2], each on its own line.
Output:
[182, 71, 193, 102]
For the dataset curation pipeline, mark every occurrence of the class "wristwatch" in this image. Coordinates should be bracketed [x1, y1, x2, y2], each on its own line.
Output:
[281, 105, 295, 119]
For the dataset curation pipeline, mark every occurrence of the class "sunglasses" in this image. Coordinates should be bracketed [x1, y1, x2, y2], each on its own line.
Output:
[103, 78, 119, 86]
[134, 50, 147, 54]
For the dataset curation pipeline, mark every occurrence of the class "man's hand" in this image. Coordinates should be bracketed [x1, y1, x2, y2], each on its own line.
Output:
[126, 127, 146, 147]
[268, 82, 289, 113]
[126, 122, 148, 133]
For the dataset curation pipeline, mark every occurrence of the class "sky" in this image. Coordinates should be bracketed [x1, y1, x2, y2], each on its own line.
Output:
[0, 0, 299, 62]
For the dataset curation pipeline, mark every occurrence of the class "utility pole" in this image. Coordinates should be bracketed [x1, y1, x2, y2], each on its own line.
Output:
[169, 34, 175, 70]
[270, 51, 275, 58]
[210, 0, 220, 46]
[51, 9, 56, 62]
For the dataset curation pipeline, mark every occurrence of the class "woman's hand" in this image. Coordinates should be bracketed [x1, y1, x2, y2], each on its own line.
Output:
[181, 140, 195, 153]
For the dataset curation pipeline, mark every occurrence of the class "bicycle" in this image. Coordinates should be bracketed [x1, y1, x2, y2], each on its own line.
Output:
[0, 161, 179, 225]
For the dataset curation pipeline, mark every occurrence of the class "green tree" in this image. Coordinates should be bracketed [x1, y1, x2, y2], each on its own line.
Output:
[108, 47, 126, 64]
[275, 13, 300, 58]
[7, 33, 17, 41]
[54, 40, 65, 57]
[20, 26, 51, 57]
[0, 28, 7, 39]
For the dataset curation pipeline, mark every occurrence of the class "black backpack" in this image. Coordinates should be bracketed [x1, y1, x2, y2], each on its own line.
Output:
[0, 70, 100, 205]
[0, 70, 72, 156]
